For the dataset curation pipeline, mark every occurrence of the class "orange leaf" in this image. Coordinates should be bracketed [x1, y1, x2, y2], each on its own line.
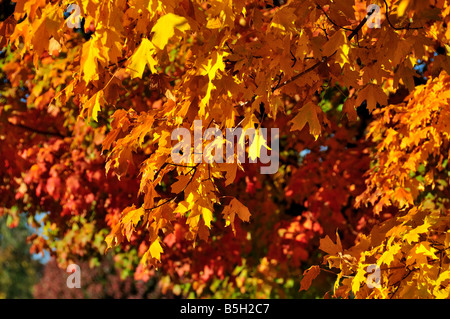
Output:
[289, 101, 322, 140]
[319, 234, 342, 255]
[299, 265, 321, 291]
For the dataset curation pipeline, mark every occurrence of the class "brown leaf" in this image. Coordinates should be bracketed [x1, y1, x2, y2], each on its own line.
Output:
[319, 234, 342, 255]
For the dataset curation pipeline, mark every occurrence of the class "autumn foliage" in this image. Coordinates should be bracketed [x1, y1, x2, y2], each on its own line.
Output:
[1, 0, 450, 298]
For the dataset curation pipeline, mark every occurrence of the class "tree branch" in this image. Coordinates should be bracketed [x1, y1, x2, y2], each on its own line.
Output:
[144, 163, 199, 213]
[316, 3, 353, 32]
[383, 0, 423, 30]
[8, 121, 68, 138]
[347, 8, 375, 41]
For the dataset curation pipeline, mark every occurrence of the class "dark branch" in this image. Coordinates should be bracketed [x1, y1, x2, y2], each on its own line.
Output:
[383, 0, 423, 30]
[8, 121, 68, 138]
[347, 9, 374, 41]
[225, 42, 234, 54]
[316, 3, 353, 32]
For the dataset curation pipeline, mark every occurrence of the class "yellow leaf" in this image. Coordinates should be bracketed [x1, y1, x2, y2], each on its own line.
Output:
[48, 37, 61, 56]
[151, 13, 190, 50]
[403, 219, 431, 244]
[206, 17, 222, 29]
[379, 242, 402, 266]
[351, 267, 367, 295]
[397, 0, 410, 17]
[393, 187, 414, 208]
[83, 90, 104, 122]
[127, 38, 157, 79]
[414, 242, 438, 259]
[433, 271, 450, 299]
[201, 206, 213, 228]
[173, 201, 190, 216]
[248, 129, 269, 161]
[105, 223, 123, 250]
[121, 205, 144, 228]
[91, 91, 103, 122]
[149, 238, 163, 261]
[80, 36, 100, 84]
[121, 205, 145, 241]
[199, 51, 228, 112]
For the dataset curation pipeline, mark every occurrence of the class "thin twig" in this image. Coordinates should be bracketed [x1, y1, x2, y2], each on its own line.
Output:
[167, 163, 198, 168]
[225, 42, 234, 54]
[316, 3, 353, 32]
[320, 267, 354, 278]
[383, 0, 423, 30]
[290, 50, 297, 67]
[347, 8, 375, 41]
[145, 163, 199, 213]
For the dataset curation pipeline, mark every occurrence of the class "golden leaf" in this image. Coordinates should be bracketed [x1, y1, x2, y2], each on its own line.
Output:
[289, 101, 322, 140]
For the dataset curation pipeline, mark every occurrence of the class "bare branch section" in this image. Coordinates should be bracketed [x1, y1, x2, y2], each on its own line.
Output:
[7, 121, 68, 138]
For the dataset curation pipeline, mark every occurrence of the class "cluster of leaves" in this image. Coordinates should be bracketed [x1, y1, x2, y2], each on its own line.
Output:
[33, 256, 162, 299]
[305, 72, 450, 298]
[0, 215, 43, 299]
[1, 0, 450, 298]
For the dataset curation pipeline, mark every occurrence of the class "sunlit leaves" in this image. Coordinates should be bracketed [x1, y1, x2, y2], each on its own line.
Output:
[2, 0, 450, 299]
[322, 73, 450, 298]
